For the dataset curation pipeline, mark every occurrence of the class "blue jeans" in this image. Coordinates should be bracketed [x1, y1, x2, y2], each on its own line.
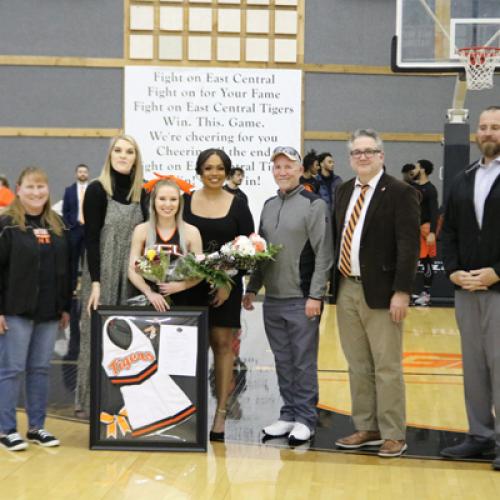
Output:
[0, 316, 58, 433]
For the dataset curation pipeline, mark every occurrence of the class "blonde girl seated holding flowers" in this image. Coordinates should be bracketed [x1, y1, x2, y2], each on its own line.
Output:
[128, 176, 202, 312]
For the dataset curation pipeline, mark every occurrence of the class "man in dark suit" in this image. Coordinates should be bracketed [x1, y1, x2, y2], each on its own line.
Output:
[440, 106, 500, 470]
[62, 164, 89, 361]
[333, 129, 420, 457]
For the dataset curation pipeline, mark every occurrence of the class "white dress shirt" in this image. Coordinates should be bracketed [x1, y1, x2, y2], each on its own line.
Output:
[339, 169, 384, 276]
[77, 182, 88, 224]
[474, 156, 500, 228]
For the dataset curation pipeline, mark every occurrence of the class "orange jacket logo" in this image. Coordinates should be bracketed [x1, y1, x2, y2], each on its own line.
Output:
[33, 228, 51, 245]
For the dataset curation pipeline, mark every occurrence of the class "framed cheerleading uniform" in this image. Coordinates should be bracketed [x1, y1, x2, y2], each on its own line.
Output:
[101, 316, 196, 437]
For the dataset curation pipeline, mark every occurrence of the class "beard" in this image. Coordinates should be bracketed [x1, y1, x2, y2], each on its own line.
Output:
[478, 140, 500, 159]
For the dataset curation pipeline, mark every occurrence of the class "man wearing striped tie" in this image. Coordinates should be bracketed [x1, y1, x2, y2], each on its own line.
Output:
[332, 129, 420, 457]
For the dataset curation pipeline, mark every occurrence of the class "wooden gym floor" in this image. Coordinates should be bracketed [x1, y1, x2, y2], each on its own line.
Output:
[1, 303, 500, 499]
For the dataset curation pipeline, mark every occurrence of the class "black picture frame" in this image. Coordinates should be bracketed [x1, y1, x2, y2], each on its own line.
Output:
[89, 306, 208, 452]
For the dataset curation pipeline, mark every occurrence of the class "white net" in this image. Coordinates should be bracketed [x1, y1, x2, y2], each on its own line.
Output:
[458, 47, 500, 91]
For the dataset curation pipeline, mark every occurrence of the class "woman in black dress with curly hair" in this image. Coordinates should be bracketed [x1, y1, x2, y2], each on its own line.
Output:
[184, 149, 254, 441]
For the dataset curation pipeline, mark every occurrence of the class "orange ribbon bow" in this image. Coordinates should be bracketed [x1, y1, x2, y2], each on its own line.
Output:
[143, 173, 194, 194]
[100, 407, 131, 439]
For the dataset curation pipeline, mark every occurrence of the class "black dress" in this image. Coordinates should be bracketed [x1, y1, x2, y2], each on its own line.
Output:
[183, 193, 254, 328]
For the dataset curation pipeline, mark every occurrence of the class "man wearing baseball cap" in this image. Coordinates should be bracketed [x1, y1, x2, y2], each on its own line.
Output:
[243, 146, 333, 445]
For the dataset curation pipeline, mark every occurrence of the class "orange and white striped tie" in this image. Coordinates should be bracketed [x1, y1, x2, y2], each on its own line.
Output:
[339, 184, 369, 278]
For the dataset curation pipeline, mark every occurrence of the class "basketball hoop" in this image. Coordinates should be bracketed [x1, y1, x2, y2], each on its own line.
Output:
[458, 46, 500, 90]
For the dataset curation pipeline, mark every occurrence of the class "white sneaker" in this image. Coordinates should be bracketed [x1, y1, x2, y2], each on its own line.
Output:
[0, 432, 28, 451]
[26, 429, 60, 447]
[288, 422, 314, 444]
[262, 420, 295, 437]
[414, 292, 430, 306]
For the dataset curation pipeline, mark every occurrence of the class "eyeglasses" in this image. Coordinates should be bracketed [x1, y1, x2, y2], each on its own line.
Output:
[271, 146, 302, 163]
[349, 149, 381, 159]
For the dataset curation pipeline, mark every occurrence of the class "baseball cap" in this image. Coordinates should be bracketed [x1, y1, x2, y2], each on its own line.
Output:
[271, 146, 302, 163]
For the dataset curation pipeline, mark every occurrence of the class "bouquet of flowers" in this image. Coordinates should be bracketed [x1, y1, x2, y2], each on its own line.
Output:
[135, 247, 171, 284]
[134, 246, 234, 300]
[194, 233, 281, 276]
[132, 234, 279, 307]
[217, 233, 281, 271]
[167, 253, 234, 290]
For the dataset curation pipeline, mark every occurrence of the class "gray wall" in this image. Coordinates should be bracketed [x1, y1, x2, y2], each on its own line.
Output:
[305, 73, 457, 133]
[0, 0, 123, 58]
[0, 67, 123, 128]
[0, 0, 124, 201]
[305, 0, 395, 66]
[0, 138, 110, 201]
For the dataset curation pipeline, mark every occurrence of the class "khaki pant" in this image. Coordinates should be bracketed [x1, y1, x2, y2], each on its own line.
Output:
[336, 277, 406, 440]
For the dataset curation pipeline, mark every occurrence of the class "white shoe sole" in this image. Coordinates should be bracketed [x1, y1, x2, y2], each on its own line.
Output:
[378, 443, 408, 457]
[29, 439, 60, 447]
[335, 439, 384, 449]
[1, 442, 28, 451]
[262, 423, 295, 437]
[263, 429, 293, 437]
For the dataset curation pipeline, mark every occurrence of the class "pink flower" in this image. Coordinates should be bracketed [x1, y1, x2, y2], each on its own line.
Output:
[249, 233, 267, 253]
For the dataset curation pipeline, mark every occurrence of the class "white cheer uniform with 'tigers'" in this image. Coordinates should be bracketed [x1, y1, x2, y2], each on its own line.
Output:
[102, 316, 196, 437]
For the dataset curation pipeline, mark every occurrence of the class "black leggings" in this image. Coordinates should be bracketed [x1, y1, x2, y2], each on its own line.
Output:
[421, 257, 434, 289]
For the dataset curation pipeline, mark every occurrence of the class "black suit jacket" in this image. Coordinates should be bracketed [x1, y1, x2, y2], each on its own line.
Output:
[62, 183, 80, 229]
[333, 173, 420, 308]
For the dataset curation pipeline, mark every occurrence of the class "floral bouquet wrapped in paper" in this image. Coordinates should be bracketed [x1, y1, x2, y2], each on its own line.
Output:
[132, 235, 278, 308]
[135, 246, 234, 297]
[167, 253, 234, 290]
[135, 247, 171, 284]
[216, 233, 281, 271]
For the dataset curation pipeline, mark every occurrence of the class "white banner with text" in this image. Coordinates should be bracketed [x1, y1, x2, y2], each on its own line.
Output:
[125, 66, 302, 222]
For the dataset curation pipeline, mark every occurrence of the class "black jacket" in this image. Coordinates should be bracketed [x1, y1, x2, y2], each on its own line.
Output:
[62, 182, 80, 229]
[441, 161, 500, 293]
[0, 215, 71, 316]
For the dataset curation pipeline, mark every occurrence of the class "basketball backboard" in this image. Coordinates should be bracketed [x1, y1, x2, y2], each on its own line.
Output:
[392, 0, 500, 72]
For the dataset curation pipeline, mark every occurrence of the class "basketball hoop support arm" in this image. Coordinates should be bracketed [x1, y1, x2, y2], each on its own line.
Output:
[448, 74, 469, 123]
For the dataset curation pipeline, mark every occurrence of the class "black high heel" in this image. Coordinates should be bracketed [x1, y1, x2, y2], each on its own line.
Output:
[209, 408, 227, 442]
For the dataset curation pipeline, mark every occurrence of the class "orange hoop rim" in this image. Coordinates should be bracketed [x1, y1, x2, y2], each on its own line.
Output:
[458, 46, 500, 61]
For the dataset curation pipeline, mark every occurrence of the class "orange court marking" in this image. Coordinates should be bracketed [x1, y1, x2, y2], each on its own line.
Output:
[402, 351, 462, 369]
[318, 375, 462, 386]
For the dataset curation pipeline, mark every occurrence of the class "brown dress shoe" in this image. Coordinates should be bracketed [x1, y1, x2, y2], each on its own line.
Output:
[378, 439, 408, 457]
[335, 431, 383, 449]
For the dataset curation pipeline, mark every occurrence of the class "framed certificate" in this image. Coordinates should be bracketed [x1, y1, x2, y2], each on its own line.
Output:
[89, 306, 208, 451]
